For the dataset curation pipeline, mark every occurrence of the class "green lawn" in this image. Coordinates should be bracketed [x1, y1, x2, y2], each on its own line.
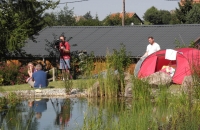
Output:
[0, 79, 92, 92]
[0, 79, 180, 93]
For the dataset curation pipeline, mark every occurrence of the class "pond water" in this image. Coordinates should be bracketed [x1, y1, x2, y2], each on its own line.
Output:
[1, 94, 199, 129]
[0, 98, 91, 130]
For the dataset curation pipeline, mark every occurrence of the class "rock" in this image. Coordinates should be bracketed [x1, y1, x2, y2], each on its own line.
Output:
[124, 72, 132, 83]
[181, 75, 193, 93]
[70, 88, 80, 94]
[86, 81, 100, 97]
[124, 82, 133, 98]
[142, 71, 172, 86]
[35, 89, 42, 93]
[124, 72, 133, 98]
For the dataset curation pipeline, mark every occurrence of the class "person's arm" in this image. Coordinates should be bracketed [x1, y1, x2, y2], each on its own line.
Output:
[28, 67, 33, 77]
[141, 51, 148, 59]
[157, 44, 161, 51]
[61, 42, 70, 53]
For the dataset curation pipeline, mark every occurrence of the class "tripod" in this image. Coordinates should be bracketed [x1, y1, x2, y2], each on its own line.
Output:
[57, 37, 73, 80]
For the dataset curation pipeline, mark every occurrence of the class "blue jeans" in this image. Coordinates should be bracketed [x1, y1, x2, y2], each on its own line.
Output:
[60, 59, 70, 70]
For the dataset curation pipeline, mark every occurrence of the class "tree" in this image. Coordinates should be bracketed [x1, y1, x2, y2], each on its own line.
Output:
[175, 0, 193, 23]
[0, 0, 58, 60]
[103, 13, 122, 26]
[83, 11, 93, 19]
[143, 6, 160, 25]
[186, 4, 200, 23]
[43, 12, 58, 27]
[76, 13, 102, 26]
[143, 6, 173, 25]
[56, 4, 76, 26]
[43, 4, 76, 27]
[159, 10, 171, 24]
[170, 12, 180, 24]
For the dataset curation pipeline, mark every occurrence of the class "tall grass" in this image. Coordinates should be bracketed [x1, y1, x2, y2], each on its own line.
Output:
[82, 75, 200, 130]
[90, 44, 131, 98]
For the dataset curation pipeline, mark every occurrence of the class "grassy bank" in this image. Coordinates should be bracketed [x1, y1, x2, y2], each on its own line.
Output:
[0, 79, 93, 92]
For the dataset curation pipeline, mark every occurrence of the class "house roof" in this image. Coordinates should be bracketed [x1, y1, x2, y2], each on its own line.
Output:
[22, 24, 200, 58]
[110, 12, 135, 18]
[180, 0, 200, 5]
[109, 12, 144, 24]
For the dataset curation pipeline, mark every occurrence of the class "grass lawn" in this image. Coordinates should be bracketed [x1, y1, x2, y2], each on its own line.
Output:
[0, 78, 180, 93]
[0, 79, 93, 92]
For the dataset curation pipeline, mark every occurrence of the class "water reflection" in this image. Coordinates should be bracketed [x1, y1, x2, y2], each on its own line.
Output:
[0, 98, 88, 130]
[0, 97, 129, 130]
[52, 98, 72, 128]
[29, 98, 48, 119]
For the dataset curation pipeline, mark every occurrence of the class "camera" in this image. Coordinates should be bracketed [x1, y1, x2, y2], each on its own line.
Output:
[54, 39, 60, 49]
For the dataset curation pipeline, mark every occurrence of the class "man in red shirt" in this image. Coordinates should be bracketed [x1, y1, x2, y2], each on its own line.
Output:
[59, 35, 71, 80]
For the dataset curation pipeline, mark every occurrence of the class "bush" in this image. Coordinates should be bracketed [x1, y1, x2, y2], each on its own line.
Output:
[0, 62, 29, 86]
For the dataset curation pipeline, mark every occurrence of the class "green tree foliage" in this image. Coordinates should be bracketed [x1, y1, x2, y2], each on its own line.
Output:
[143, 6, 160, 24]
[43, 12, 58, 27]
[56, 4, 76, 26]
[186, 4, 200, 23]
[76, 13, 102, 26]
[159, 10, 172, 24]
[170, 12, 180, 24]
[143, 6, 172, 25]
[83, 11, 93, 19]
[43, 4, 75, 27]
[175, 0, 193, 23]
[0, 0, 58, 60]
[103, 14, 121, 26]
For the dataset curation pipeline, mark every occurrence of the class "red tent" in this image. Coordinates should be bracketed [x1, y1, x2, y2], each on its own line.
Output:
[137, 48, 200, 84]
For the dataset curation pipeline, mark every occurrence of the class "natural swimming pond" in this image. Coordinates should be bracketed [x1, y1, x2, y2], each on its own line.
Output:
[0, 98, 89, 130]
[1, 93, 200, 130]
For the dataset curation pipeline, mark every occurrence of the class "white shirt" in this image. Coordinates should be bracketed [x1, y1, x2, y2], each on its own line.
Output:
[146, 42, 160, 55]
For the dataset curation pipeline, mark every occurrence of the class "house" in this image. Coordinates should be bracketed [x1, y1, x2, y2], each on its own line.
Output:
[180, 0, 200, 5]
[22, 24, 200, 59]
[109, 12, 144, 25]
[19, 24, 200, 73]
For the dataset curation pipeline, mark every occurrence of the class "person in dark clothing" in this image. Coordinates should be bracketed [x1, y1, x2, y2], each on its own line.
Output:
[27, 64, 48, 88]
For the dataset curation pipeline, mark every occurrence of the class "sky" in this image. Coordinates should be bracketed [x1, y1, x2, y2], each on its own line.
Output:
[52, 0, 180, 20]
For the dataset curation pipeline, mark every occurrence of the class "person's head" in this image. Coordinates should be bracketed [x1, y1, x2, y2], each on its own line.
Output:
[28, 101, 34, 107]
[148, 36, 155, 45]
[36, 112, 42, 119]
[27, 62, 34, 70]
[35, 64, 42, 71]
[59, 35, 65, 42]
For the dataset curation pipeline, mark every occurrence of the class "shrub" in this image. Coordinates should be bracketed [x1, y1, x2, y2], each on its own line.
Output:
[0, 62, 29, 86]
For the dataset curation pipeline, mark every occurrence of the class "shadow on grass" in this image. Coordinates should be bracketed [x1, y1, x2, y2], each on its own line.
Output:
[47, 86, 55, 88]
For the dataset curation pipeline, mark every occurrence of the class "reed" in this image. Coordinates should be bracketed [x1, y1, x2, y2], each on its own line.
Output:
[83, 76, 200, 130]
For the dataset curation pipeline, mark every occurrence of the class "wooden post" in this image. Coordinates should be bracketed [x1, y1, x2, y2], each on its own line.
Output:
[53, 67, 55, 81]
[122, 0, 125, 26]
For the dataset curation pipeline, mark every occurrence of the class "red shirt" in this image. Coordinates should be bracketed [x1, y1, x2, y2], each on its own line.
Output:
[59, 41, 70, 59]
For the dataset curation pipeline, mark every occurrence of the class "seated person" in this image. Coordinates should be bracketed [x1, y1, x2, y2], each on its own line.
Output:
[26, 62, 37, 83]
[160, 65, 175, 77]
[27, 64, 48, 88]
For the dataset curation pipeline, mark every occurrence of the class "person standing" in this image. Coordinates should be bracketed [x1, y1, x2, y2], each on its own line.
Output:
[27, 64, 48, 88]
[134, 37, 160, 77]
[141, 36, 160, 59]
[59, 35, 71, 80]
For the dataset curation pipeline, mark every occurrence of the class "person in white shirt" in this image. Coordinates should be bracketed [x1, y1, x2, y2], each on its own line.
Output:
[141, 36, 160, 59]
